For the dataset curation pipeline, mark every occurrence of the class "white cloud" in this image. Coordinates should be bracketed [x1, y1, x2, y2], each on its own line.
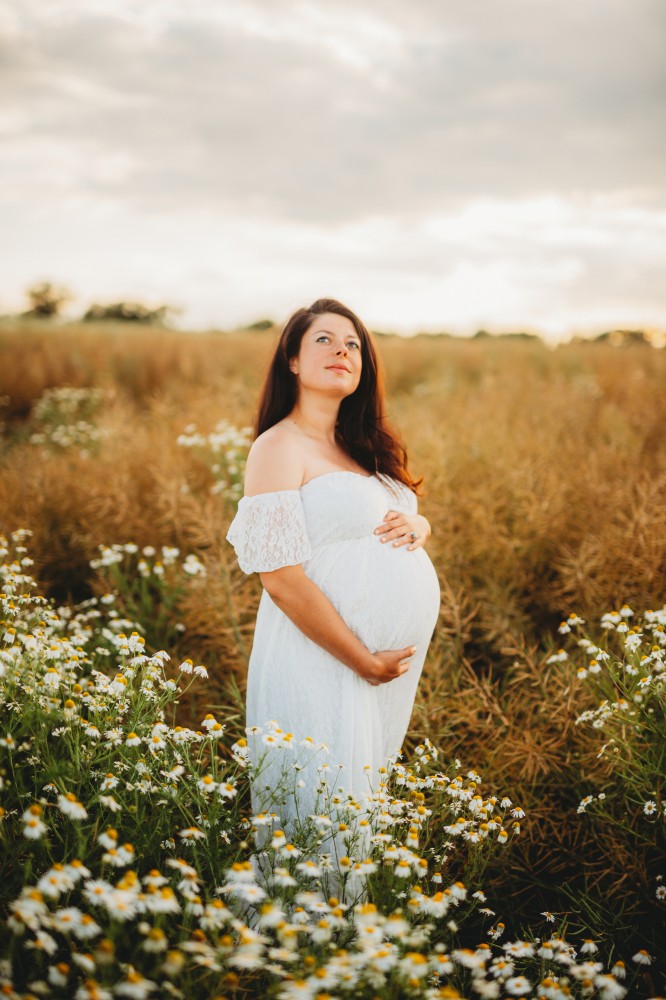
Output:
[1, 0, 664, 336]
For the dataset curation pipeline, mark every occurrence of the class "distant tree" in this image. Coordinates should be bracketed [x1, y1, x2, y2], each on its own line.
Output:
[595, 329, 651, 347]
[82, 301, 172, 325]
[499, 331, 541, 342]
[473, 329, 491, 339]
[23, 281, 71, 318]
[242, 318, 275, 331]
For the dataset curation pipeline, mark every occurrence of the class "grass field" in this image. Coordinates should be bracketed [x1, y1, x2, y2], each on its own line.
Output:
[1, 319, 664, 998]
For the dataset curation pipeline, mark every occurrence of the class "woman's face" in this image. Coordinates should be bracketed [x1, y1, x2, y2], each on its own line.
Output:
[290, 312, 363, 398]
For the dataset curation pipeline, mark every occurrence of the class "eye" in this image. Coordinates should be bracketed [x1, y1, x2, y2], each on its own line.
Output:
[348, 341, 361, 350]
[316, 335, 330, 343]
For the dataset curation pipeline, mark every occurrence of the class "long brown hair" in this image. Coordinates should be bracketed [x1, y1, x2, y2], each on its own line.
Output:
[255, 298, 422, 494]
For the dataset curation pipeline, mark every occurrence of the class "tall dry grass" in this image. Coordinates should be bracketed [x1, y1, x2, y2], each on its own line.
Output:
[1, 319, 665, 943]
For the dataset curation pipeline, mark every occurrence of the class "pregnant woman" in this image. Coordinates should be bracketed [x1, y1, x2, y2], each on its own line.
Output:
[226, 298, 441, 853]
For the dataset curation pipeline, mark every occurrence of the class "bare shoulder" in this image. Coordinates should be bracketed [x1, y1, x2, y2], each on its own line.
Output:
[244, 423, 306, 496]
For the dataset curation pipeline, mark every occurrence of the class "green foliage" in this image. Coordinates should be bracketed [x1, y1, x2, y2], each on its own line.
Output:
[177, 419, 253, 505]
[88, 543, 207, 653]
[563, 608, 665, 851]
[28, 386, 108, 454]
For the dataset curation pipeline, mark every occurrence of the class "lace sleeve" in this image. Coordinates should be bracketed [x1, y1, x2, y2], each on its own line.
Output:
[226, 490, 312, 574]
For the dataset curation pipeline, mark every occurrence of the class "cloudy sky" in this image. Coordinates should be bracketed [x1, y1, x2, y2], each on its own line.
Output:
[1, 0, 665, 339]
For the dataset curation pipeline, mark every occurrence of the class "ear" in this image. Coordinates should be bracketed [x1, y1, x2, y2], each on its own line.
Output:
[289, 359, 299, 375]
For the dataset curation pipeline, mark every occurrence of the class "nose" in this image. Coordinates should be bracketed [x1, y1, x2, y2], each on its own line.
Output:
[335, 341, 349, 356]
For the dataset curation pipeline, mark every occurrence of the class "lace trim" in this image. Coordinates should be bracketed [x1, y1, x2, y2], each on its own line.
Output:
[226, 491, 312, 574]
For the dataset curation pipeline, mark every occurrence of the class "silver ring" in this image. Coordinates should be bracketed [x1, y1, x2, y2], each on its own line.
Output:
[409, 531, 417, 542]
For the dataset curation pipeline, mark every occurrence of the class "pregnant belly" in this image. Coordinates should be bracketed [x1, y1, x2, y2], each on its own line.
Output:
[304, 537, 441, 653]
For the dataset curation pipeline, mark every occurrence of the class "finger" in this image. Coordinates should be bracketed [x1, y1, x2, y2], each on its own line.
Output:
[379, 527, 406, 542]
[375, 518, 404, 535]
[399, 646, 417, 661]
[374, 522, 394, 536]
[383, 510, 399, 521]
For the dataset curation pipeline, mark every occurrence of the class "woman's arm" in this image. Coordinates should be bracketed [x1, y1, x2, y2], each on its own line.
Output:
[260, 564, 415, 686]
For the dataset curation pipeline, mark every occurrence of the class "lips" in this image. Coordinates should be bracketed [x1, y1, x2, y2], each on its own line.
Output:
[326, 364, 352, 373]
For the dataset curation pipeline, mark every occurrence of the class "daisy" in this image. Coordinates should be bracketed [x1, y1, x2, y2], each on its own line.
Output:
[452, 947, 489, 970]
[166, 858, 197, 877]
[178, 826, 205, 841]
[48, 964, 71, 988]
[505, 975, 532, 995]
[74, 913, 102, 940]
[197, 774, 217, 793]
[51, 906, 84, 933]
[82, 878, 114, 908]
[98, 828, 118, 850]
[594, 974, 627, 999]
[38, 866, 75, 899]
[65, 859, 92, 882]
[279, 843, 301, 860]
[272, 867, 297, 888]
[142, 927, 168, 953]
[115, 969, 158, 999]
[503, 941, 535, 958]
[451, 881, 467, 900]
[200, 899, 233, 931]
[74, 979, 112, 1000]
[144, 887, 180, 915]
[26, 928, 58, 955]
[99, 795, 121, 812]
[352, 859, 377, 877]
[22, 804, 47, 840]
[184, 895, 204, 917]
[489, 957, 514, 978]
[400, 951, 429, 979]
[296, 860, 322, 878]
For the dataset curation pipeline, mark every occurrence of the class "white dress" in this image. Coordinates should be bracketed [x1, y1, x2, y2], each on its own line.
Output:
[226, 471, 441, 837]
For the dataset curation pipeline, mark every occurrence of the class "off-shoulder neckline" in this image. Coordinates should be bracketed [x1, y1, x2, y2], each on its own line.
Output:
[300, 469, 374, 490]
[241, 470, 376, 501]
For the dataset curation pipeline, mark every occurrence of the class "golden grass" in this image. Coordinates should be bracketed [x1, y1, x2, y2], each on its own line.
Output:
[1, 319, 665, 928]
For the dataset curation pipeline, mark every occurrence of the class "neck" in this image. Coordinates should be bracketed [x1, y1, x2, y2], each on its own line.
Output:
[288, 394, 340, 444]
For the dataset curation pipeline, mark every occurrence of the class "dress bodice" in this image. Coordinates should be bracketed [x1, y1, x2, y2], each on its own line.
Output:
[226, 471, 417, 574]
[300, 472, 416, 548]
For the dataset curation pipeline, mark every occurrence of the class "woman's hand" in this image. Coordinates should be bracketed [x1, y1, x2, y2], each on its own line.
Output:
[374, 511, 431, 550]
[360, 646, 417, 686]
